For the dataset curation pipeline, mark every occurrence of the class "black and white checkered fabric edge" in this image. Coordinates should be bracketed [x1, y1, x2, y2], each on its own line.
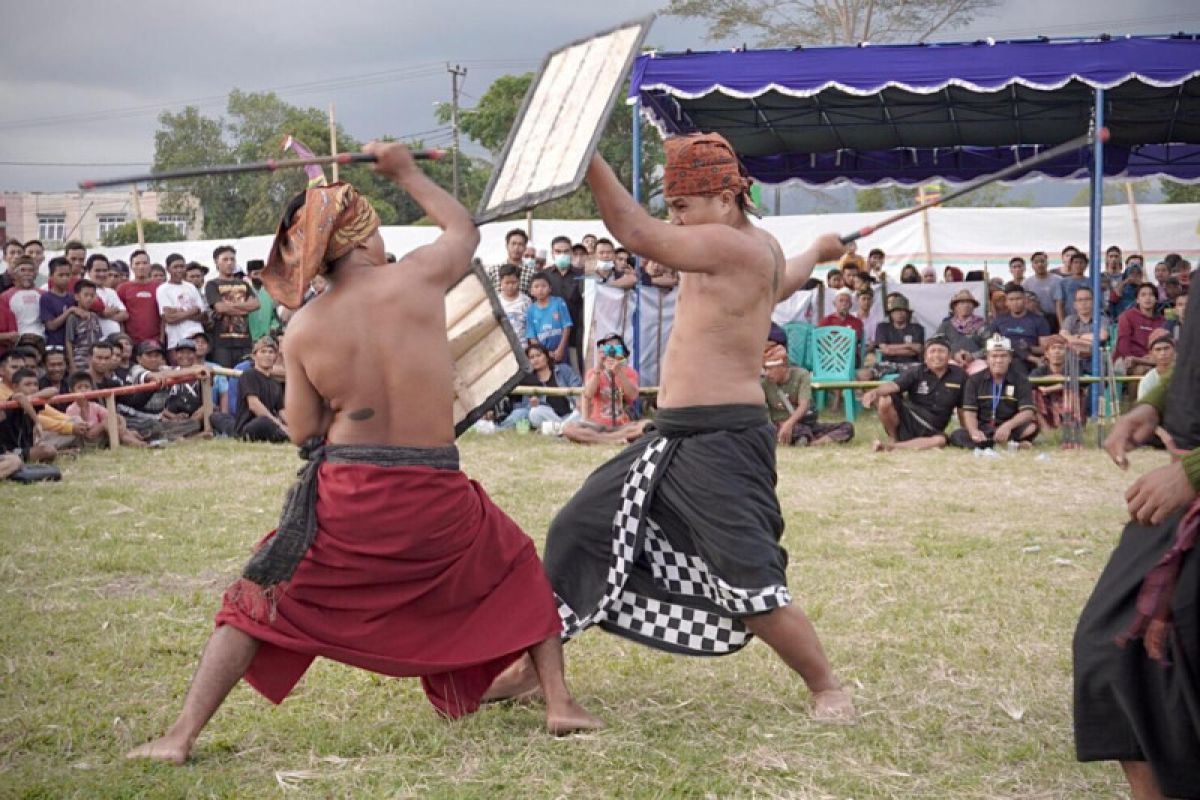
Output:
[558, 437, 669, 641]
[607, 590, 752, 654]
[643, 520, 792, 615]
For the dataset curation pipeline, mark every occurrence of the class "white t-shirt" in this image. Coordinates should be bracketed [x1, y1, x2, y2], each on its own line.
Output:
[95, 286, 128, 337]
[499, 292, 532, 339]
[156, 280, 206, 347]
[6, 288, 45, 336]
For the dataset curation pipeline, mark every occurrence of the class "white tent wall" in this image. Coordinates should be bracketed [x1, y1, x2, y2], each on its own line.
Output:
[75, 203, 1198, 280]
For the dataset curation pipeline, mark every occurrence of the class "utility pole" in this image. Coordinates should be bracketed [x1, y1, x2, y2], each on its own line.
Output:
[447, 63, 467, 200]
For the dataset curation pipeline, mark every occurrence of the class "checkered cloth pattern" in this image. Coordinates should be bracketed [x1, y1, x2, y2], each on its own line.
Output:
[557, 435, 790, 655]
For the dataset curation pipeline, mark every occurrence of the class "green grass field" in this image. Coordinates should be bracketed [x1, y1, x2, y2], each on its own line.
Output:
[0, 424, 1151, 798]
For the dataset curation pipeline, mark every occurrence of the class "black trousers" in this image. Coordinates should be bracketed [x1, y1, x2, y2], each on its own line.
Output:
[239, 416, 288, 443]
[211, 343, 249, 369]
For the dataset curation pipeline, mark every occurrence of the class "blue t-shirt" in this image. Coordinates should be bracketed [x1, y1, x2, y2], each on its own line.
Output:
[525, 296, 572, 351]
[990, 312, 1050, 356]
[38, 291, 75, 348]
[1055, 277, 1092, 308]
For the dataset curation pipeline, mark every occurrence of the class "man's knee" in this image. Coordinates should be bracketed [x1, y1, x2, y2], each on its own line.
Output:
[30, 443, 57, 462]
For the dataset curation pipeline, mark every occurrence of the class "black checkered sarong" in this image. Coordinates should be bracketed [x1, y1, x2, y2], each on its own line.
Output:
[545, 404, 791, 656]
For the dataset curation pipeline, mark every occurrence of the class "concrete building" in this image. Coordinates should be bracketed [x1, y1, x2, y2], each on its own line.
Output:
[0, 190, 203, 247]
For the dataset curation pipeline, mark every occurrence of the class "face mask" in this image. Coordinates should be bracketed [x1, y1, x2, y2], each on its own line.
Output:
[597, 260, 615, 272]
[523, 257, 536, 268]
[554, 254, 571, 269]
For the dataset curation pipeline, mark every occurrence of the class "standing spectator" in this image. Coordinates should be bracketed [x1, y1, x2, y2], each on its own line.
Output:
[866, 248, 886, 280]
[864, 335, 965, 451]
[116, 250, 163, 345]
[581, 233, 598, 255]
[245, 259, 277, 341]
[1060, 286, 1110, 373]
[593, 238, 637, 290]
[1056, 251, 1091, 327]
[543, 236, 585, 368]
[936, 289, 988, 369]
[84, 255, 130, 336]
[1029, 335, 1082, 432]
[24, 240, 45, 285]
[762, 327, 853, 447]
[63, 241, 87, 281]
[486, 229, 535, 295]
[920, 266, 937, 284]
[1115, 282, 1166, 380]
[150, 263, 168, 282]
[1109, 262, 1144, 318]
[1054, 245, 1079, 277]
[1008, 256, 1026, 285]
[65, 280, 104, 371]
[503, 342, 582, 432]
[865, 293, 924, 379]
[1023, 251, 1063, 332]
[1134, 328, 1177, 401]
[0, 240, 25, 290]
[1165, 290, 1187, 342]
[561, 333, 646, 444]
[38, 258, 75, 349]
[156, 253, 206, 349]
[184, 262, 208, 292]
[949, 334, 1038, 449]
[643, 259, 679, 291]
[204, 245, 259, 368]
[525, 273, 572, 365]
[0, 257, 45, 339]
[825, 268, 845, 289]
[107, 260, 130, 289]
[497, 265, 531, 339]
[234, 336, 288, 442]
[899, 264, 921, 284]
[943, 266, 964, 283]
[841, 262, 862, 290]
[838, 240, 865, 272]
[989, 282, 1050, 372]
[988, 288, 1008, 322]
[1104, 245, 1124, 280]
[854, 286, 883, 352]
[819, 288, 864, 345]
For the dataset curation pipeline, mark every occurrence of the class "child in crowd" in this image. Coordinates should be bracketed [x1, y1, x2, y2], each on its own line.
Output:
[525, 273, 572, 364]
[497, 264, 531, 339]
[63, 371, 147, 448]
[65, 279, 104, 372]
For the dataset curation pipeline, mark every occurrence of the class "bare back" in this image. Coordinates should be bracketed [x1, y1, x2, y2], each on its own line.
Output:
[657, 224, 783, 409]
[283, 256, 458, 448]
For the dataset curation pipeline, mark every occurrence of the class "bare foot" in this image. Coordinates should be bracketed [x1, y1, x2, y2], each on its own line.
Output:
[545, 698, 606, 736]
[482, 655, 540, 703]
[811, 688, 856, 723]
[872, 439, 893, 453]
[125, 732, 192, 765]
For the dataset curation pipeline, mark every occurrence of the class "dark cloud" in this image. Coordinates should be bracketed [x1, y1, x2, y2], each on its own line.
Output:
[1, 0, 1195, 190]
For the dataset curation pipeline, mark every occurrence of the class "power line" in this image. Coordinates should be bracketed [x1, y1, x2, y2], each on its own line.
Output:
[0, 160, 152, 167]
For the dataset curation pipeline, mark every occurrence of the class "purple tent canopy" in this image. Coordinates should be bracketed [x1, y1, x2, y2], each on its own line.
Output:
[629, 35, 1200, 186]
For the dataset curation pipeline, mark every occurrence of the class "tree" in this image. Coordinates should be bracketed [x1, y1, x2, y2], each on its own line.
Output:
[664, 0, 1001, 47]
[855, 185, 913, 211]
[1068, 179, 1152, 207]
[437, 72, 664, 218]
[1160, 178, 1200, 204]
[101, 220, 186, 247]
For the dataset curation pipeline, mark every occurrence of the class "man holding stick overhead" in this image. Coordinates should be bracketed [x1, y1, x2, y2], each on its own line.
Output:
[127, 143, 599, 764]
[486, 134, 853, 720]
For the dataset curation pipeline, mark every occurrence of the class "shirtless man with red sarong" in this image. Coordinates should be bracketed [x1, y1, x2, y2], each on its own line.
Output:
[128, 143, 600, 764]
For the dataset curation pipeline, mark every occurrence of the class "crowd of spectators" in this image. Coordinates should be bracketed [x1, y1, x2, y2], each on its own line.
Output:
[0, 239, 290, 480]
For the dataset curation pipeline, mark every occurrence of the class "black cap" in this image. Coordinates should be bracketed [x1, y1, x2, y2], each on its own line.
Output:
[1003, 281, 1024, 294]
[925, 335, 951, 351]
[136, 340, 164, 356]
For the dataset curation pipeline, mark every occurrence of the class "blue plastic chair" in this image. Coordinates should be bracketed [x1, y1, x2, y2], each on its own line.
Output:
[811, 326, 858, 421]
[783, 322, 815, 371]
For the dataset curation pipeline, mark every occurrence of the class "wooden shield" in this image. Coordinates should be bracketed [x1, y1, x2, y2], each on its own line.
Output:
[446, 264, 530, 436]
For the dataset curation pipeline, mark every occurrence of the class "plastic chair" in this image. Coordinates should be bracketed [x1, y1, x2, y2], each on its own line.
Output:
[783, 322, 814, 371]
[811, 326, 858, 421]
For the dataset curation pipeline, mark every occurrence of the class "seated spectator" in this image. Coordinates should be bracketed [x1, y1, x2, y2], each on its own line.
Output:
[936, 289, 987, 369]
[525, 273, 573, 364]
[37, 346, 70, 406]
[988, 281, 1050, 373]
[1110, 262, 1144, 318]
[1165, 290, 1187, 342]
[899, 264, 921, 284]
[502, 342, 582, 433]
[1135, 328, 1177, 401]
[819, 287, 864, 346]
[63, 371, 146, 448]
[862, 293, 923, 379]
[1029, 335, 1084, 432]
[65, 279, 104, 371]
[839, 241, 865, 273]
[825, 268, 844, 290]
[497, 264, 531, 339]
[1055, 251, 1092, 326]
[1157, 276, 1184, 316]
[0, 363, 61, 462]
[841, 262, 862, 290]
[190, 332, 234, 436]
[943, 266, 964, 283]
[762, 326, 853, 447]
[1008, 257, 1026, 285]
[948, 334, 1038, 449]
[1114, 282, 1166, 380]
[920, 266, 937, 284]
[864, 335, 964, 451]
[106, 332, 134, 376]
[854, 287, 882, 353]
[561, 333, 647, 444]
[235, 336, 288, 443]
[160, 339, 207, 439]
[104, 340, 174, 442]
[1060, 286, 1110, 373]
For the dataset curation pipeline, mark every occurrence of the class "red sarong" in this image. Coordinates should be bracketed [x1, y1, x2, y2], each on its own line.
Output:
[215, 462, 561, 718]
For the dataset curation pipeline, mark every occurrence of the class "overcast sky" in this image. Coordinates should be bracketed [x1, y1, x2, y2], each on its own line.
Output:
[1, 0, 1196, 192]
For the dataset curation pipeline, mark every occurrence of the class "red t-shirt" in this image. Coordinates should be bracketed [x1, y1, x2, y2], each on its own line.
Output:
[0, 299, 16, 357]
[818, 312, 865, 344]
[584, 364, 639, 427]
[116, 279, 163, 343]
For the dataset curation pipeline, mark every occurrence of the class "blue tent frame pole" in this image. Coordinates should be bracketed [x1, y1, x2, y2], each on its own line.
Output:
[1089, 88, 1105, 417]
[632, 98, 643, 380]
